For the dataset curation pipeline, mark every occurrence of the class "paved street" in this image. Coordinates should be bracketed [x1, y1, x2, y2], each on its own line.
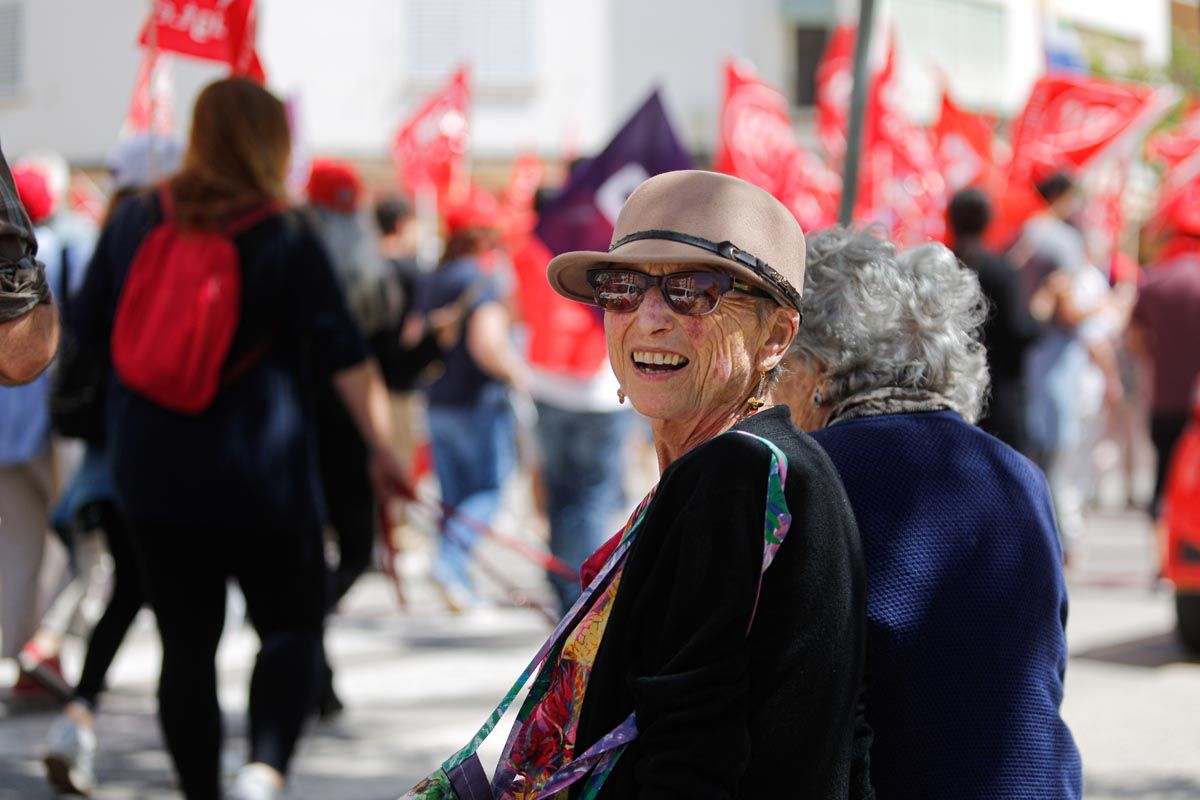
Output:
[2, 507, 1199, 800]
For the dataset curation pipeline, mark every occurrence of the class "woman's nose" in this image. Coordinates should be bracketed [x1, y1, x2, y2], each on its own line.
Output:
[634, 284, 676, 334]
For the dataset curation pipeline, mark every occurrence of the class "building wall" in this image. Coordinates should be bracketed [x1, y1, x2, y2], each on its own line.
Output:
[0, 0, 1177, 167]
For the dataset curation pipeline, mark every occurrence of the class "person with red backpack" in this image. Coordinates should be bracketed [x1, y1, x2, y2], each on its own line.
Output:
[68, 77, 406, 800]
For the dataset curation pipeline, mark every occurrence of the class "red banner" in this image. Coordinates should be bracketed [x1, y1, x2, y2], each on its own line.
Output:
[714, 59, 838, 231]
[391, 66, 471, 197]
[138, 0, 264, 82]
[1008, 73, 1159, 189]
[125, 48, 175, 136]
[1148, 104, 1200, 169]
[1148, 105, 1200, 237]
[933, 89, 995, 193]
[857, 44, 947, 243]
[815, 24, 856, 165]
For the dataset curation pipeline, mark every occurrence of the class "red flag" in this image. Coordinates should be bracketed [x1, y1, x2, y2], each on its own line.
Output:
[1008, 73, 1160, 189]
[391, 67, 471, 198]
[714, 59, 839, 231]
[1148, 104, 1200, 169]
[125, 48, 175, 136]
[138, 0, 265, 82]
[933, 89, 995, 193]
[857, 42, 947, 243]
[815, 24, 856, 164]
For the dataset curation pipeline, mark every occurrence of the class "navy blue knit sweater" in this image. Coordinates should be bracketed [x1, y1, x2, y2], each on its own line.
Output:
[812, 410, 1082, 800]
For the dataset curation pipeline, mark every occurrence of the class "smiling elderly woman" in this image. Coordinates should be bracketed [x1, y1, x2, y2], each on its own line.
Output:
[778, 226, 1081, 800]
[461, 170, 870, 800]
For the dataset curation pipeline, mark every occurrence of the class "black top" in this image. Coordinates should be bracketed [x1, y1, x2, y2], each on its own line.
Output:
[574, 406, 870, 799]
[414, 255, 503, 407]
[74, 192, 369, 532]
[955, 238, 1037, 384]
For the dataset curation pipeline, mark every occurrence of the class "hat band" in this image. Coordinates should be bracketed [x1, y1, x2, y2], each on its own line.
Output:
[609, 229, 803, 311]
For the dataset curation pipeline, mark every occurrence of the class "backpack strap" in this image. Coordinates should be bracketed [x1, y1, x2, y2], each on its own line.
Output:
[225, 200, 288, 236]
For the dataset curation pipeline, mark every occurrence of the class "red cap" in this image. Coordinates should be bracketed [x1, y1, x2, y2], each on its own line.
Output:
[306, 158, 363, 213]
[12, 165, 55, 225]
[443, 186, 501, 236]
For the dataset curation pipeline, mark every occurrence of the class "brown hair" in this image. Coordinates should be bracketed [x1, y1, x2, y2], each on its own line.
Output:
[168, 77, 291, 228]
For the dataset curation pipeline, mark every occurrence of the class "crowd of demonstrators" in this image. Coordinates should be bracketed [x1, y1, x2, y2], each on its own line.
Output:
[61, 77, 407, 800]
[405, 188, 528, 613]
[942, 173, 1146, 561]
[779, 226, 1081, 799]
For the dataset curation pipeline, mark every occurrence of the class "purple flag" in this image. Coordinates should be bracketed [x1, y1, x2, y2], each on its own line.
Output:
[536, 90, 693, 256]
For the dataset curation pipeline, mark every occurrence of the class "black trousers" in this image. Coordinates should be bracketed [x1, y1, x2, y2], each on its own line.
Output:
[1151, 411, 1192, 517]
[72, 502, 144, 707]
[131, 517, 326, 800]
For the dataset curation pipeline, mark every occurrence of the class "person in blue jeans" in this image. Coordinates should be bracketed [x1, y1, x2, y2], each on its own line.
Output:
[533, 403, 629, 614]
[412, 189, 526, 611]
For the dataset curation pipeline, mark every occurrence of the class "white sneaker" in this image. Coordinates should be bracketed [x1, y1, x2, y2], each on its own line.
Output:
[43, 715, 96, 796]
[227, 763, 284, 800]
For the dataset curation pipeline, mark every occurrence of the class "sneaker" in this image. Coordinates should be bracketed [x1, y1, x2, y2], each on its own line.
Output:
[43, 715, 96, 797]
[227, 764, 284, 800]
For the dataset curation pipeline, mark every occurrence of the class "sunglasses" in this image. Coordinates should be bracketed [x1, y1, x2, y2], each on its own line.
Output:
[586, 268, 773, 316]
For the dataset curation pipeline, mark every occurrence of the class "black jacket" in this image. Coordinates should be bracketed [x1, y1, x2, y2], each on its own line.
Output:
[574, 406, 870, 798]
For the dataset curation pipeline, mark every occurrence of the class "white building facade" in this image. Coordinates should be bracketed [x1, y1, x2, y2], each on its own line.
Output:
[0, 0, 1173, 167]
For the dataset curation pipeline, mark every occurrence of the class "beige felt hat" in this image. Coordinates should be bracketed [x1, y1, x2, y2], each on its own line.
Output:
[546, 169, 805, 312]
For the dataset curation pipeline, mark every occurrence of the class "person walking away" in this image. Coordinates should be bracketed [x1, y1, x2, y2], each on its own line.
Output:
[1130, 225, 1200, 517]
[1, 163, 71, 708]
[408, 187, 527, 612]
[40, 134, 184, 798]
[70, 77, 407, 800]
[948, 187, 1039, 453]
[780, 226, 1081, 799]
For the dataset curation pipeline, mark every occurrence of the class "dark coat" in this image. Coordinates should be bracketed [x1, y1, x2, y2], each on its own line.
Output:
[574, 406, 870, 799]
[812, 410, 1082, 800]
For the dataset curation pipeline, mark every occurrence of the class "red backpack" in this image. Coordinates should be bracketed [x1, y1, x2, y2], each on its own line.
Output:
[111, 187, 285, 414]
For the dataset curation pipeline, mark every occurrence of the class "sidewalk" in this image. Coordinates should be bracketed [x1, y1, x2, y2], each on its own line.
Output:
[0, 539, 555, 800]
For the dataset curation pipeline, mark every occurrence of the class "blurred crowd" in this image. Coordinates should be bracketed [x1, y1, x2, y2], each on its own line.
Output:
[0, 71, 1199, 800]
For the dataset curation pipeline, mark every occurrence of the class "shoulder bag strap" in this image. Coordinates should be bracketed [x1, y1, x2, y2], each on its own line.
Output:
[534, 430, 794, 799]
[439, 488, 658, 775]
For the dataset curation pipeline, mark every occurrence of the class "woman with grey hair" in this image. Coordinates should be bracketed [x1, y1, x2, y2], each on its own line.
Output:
[778, 226, 1081, 800]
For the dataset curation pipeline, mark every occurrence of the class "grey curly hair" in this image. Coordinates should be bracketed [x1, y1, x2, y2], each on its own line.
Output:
[788, 226, 990, 422]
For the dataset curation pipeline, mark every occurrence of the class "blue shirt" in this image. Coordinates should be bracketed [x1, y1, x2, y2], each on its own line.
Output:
[0, 226, 62, 466]
[812, 410, 1082, 800]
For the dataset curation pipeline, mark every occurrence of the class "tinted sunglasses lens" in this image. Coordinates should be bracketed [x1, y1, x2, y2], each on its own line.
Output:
[590, 270, 645, 311]
[663, 273, 726, 315]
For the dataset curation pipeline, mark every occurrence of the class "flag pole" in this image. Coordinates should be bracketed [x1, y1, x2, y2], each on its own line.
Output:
[416, 186, 440, 272]
[838, 0, 877, 226]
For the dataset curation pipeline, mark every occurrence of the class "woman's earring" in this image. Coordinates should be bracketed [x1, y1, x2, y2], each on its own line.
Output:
[813, 390, 823, 406]
[617, 387, 626, 405]
[746, 371, 768, 410]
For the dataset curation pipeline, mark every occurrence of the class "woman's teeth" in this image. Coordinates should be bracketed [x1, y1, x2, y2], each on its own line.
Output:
[632, 351, 689, 371]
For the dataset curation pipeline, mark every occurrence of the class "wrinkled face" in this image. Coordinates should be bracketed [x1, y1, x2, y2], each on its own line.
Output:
[604, 262, 770, 422]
